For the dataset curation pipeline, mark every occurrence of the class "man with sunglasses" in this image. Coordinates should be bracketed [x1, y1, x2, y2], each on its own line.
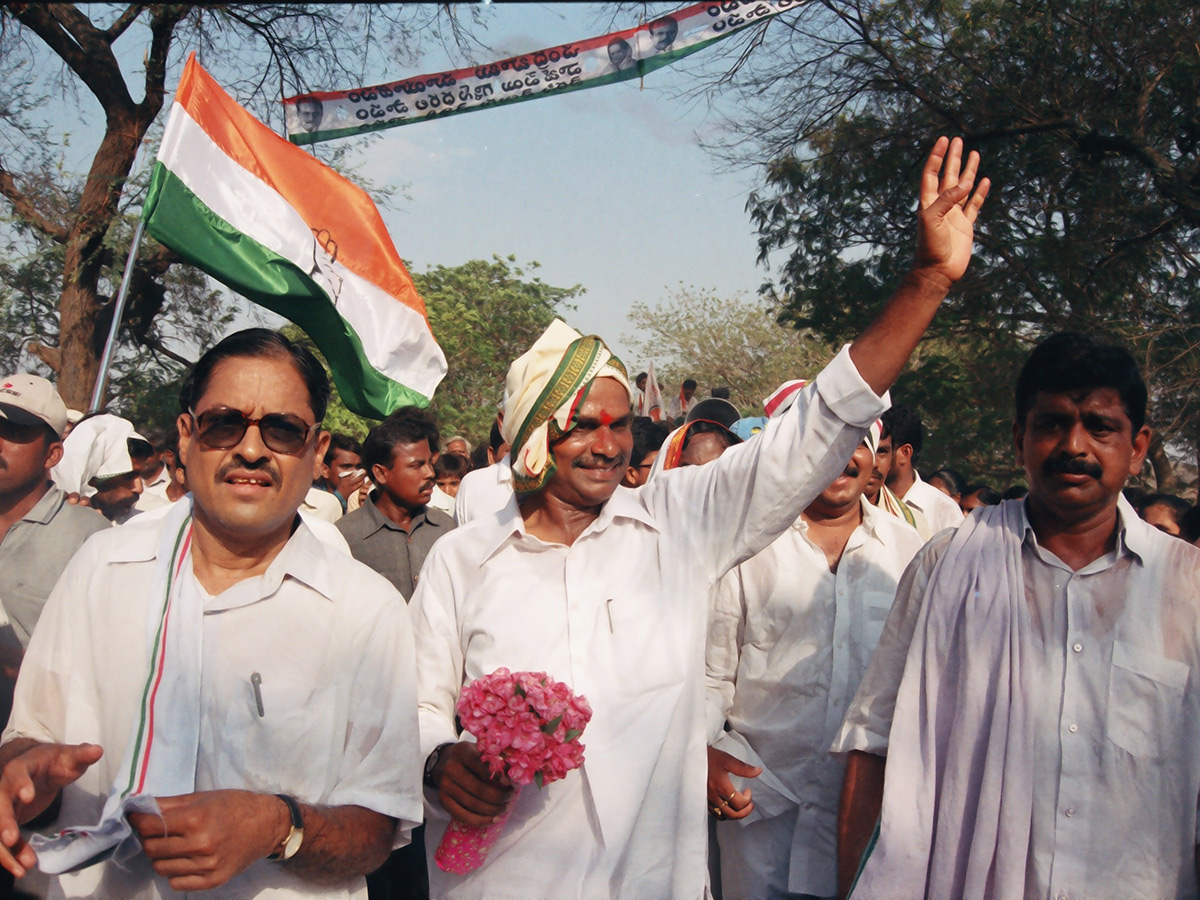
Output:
[0, 329, 421, 900]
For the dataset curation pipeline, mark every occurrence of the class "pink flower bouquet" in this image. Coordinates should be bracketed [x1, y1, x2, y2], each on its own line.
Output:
[434, 667, 592, 874]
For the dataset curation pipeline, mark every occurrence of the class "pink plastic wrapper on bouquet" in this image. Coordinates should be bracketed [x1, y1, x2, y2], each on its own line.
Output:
[434, 786, 521, 874]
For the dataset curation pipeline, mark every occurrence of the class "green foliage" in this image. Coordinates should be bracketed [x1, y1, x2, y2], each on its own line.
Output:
[732, 0, 1200, 485]
[419, 256, 578, 443]
[623, 287, 835, 416]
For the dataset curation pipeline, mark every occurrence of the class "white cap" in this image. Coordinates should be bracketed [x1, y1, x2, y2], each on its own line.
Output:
[0, 374, 69, 438]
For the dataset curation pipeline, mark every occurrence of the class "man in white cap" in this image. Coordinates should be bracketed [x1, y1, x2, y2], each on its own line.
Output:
[412, 137, 989, 899]
[51, 413, 147, 524]
[704, 420, 923, 899]
[0, 375, 107, 649]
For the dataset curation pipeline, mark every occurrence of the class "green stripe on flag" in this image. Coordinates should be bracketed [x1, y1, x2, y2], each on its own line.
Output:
[143, 164, 429, 419]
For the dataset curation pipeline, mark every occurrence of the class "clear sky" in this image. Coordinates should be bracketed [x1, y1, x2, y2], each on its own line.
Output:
[344, 2, 768, 367]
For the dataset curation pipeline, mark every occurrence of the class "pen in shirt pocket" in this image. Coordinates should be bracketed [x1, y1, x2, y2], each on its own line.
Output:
[251, 671, 265, 717]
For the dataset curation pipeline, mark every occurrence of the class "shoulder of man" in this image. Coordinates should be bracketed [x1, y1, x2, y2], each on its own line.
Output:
[334, 503, 375, 540]
[47, 491, 111, 538]
[424, 506, 456, 531]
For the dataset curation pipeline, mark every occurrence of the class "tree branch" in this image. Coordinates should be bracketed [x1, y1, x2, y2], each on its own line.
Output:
[0, 161, 69, 242]
[11, 4, 134, 111]
[103, 3, 147, 42]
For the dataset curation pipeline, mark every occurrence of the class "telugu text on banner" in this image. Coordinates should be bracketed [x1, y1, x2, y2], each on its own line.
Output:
[283, 1, 800, 145]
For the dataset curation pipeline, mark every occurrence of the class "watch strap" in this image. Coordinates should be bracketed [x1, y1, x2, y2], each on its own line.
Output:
[267, 793, 304, 860]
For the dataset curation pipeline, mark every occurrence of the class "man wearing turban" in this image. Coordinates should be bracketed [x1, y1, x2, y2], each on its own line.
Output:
[411, 137, 989, 900]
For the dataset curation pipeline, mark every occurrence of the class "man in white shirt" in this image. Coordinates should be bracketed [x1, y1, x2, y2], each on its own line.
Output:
[835, 332, 1200, 900]
[881, 404, 963, 537]
[414, 137, 988, 900]
[0, 329, 421, 899]
[706, 425, 923, 899]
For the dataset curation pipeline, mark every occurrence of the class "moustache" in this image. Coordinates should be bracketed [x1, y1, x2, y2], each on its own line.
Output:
[841, 463, 860, 479]
[1043, 456, 1103, 479]
[217, 458, 281, 487]
[572, 452, 626, 470]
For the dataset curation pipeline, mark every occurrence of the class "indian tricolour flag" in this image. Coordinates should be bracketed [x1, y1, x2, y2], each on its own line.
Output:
[144, 53, 445, 418]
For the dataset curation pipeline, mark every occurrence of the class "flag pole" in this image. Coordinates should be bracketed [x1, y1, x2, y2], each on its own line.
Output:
[88, 218, 146, 412]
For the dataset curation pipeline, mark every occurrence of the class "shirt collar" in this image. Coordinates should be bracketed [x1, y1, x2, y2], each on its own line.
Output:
[479, 485, 659, 562]
[21, 484, 68, 525]
[104, 499, 339, 602]
[1017, 493, 1146, 567]
[363, 493, 439, 535]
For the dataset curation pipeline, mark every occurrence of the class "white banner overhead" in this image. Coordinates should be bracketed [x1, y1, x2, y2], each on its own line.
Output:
[283, 1, 803, 145]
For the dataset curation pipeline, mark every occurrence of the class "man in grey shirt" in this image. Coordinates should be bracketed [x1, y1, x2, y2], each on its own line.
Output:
[337, 406, 455, 600]
[0, 374, 108, 649]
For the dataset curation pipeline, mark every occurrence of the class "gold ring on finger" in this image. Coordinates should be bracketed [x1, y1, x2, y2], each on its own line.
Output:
[710, 805, 723, 817]
[726, 791, 737, 803]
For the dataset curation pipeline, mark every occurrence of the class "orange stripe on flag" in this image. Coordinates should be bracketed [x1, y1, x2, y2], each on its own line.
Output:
[173, 54, 427, 326]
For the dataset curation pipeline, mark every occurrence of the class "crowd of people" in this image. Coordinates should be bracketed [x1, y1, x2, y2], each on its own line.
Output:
[0, 137, 1196, 900]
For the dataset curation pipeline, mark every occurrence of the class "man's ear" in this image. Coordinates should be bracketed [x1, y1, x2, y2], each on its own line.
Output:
[177, 413, 193, 468]
[371, 461, 389, 486]
[894, 442, 913, 469]
[1012, 418, 1025, 467]
[1129, 425, 1152, 477]
[313, 429, 332, 481]
[43, 440, 64, 470]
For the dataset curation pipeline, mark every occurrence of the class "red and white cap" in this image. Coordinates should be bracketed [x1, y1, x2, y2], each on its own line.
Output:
[0, 373, 69, 438]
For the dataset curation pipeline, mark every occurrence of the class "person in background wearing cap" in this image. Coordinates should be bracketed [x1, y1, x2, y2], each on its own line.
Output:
[0, 375, 108, 652]
[51, 412, 148, 524]
[704, 419, 923, 900]
[412, 137, 989, 900]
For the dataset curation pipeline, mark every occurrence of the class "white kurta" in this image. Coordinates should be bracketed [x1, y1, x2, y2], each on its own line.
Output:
[706, 499, 923, 897]
[6, 516, 423, 900]
[899, 472, 962, 536]
[452, 456, 514, 525]
[412, 345, 888, 900]
[835, 498, 1200, 900]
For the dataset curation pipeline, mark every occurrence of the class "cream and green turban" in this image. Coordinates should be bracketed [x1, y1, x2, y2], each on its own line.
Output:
[502, 319, 630, 494]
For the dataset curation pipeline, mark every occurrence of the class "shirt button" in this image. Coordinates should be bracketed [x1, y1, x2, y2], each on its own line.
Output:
[1068, 723, 1078, 733]
[1073, 642, 1083, 653]
[1065, 808, 1075, 817]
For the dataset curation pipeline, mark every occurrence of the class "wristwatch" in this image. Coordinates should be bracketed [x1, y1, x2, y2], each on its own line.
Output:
[424, 742, 454, 788]
[268, 793, 305, 861]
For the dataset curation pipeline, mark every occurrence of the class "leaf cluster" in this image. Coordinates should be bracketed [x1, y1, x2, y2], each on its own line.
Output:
[720, 0, 1200, 484]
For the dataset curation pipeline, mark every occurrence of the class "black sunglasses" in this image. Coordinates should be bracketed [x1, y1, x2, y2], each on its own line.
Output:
[190, 407, 317, 455]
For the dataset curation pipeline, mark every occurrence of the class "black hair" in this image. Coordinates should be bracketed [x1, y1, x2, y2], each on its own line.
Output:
[973, 488, 1002, 506]
[1002, 484, 1028, 500]
[489, 418, 505, 453]
[682, 378, 697, 391]
[711, 387, 731, 400]
[1181, 506, 1200, 543]
[362, 406, 439, 481]
[929, 467, 967, 497]
[435, 452, 470, 479]
[1015, 332, 1147, 432]
[630, 417, 671, 468]
[1138, 493, 1191, 522]
[682, 420, 735, 452]
[180, 329, 330, 423]
[881, 405, 923, 464]
[324, 432, 362, 466]
[470, 442, 491, 470]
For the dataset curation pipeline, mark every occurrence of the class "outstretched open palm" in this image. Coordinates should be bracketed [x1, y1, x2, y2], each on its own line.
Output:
[916, 136, 990, 284]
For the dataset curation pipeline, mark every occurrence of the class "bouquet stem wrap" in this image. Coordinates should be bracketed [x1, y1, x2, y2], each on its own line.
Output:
[434, 785, 522, 874]
[434, 668, 591, 875]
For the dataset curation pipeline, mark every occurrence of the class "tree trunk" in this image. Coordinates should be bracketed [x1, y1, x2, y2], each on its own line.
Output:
[55, 107, 147, 409]
[1147, 431, 1176, 493]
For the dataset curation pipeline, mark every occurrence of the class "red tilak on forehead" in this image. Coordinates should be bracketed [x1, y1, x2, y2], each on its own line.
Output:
[599, 410, 614, 427]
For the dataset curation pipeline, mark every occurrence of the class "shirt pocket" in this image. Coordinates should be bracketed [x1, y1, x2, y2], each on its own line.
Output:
[1106, 640, 1189, 759]
[211, 677, 339, 801]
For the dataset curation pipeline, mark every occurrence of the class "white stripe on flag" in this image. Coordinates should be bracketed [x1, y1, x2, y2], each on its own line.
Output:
[160, 107, 445, 398]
